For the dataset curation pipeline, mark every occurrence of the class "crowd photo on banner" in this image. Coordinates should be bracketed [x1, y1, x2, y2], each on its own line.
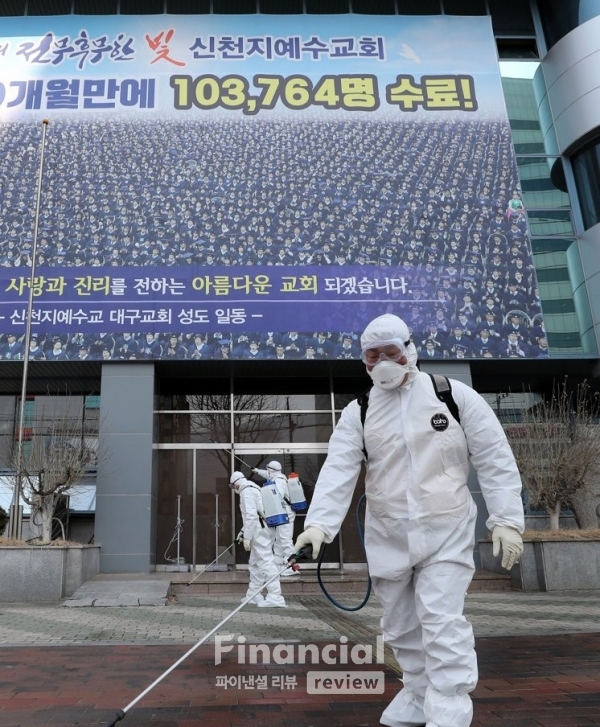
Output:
[0, 13, 547, 362]
[0, 113, 545, 361]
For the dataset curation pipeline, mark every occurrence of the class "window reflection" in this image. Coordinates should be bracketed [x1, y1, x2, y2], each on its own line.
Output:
[234, 413, 332, 443]
[572, 140, 600, 230]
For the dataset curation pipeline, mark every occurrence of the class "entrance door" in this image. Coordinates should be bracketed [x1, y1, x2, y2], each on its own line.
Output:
[156, 445, 233, 571]
[156, 443, 362, 570]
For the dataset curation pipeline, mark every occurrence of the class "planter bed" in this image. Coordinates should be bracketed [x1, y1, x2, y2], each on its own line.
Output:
[479, 531, 600, 591]
[0, 542, 100, 602]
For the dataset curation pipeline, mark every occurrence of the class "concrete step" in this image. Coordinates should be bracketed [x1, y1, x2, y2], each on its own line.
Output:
[169, 568, 511, 597]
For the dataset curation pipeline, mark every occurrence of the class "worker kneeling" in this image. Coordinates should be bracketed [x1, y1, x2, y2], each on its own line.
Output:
[294, 314, 524, 727]
[230, 471, 287, 608]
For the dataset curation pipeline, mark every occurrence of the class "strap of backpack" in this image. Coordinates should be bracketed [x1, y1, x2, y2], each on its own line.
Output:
[357, 377, 460, 460]
[429, 373, 461, 425]
[357, 385, 372, 459]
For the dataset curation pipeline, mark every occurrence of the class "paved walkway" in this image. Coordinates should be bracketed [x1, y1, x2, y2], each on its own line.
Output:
[0, 588, 599, 726]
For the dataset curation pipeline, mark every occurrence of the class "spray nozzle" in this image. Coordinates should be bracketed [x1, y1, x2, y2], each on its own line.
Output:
[287, 545, 314, 569]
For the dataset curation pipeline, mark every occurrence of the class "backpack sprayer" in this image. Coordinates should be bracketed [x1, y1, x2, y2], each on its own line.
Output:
[104, 544, 315, 727]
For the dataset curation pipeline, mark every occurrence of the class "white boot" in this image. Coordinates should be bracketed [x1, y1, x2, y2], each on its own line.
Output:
[258, 595, 287, 608]
[380, 689, 426, 727]
[423, 688, 472, 727]
[242, 593, 264, 606]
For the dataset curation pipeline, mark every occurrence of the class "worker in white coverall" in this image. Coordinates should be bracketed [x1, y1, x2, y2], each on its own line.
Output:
[230, 472, 287, 608]
[294, 314, 524, 727]
[252, 461, 297, 576]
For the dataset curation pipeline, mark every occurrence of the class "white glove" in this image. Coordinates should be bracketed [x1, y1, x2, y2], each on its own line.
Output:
[236, 530, 244, 544]
[492, 525, 523, 570]
[243, 538, 252, 552]
[294, 526, 326, 561]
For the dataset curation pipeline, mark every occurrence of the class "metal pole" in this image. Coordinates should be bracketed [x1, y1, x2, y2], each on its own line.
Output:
[176, 495, 181, 565]
[8, 118, 49, 541]
[215, 492, 219, 565]
[106, 558, 305, 727]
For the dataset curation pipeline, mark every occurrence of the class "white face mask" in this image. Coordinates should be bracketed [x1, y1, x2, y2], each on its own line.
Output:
[367, 359, 410, 390]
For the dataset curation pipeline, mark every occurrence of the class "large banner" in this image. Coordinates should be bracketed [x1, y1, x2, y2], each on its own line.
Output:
[0, 15, 547, 361]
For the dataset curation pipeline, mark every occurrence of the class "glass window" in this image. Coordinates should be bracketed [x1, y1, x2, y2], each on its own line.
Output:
[481, 391, 541, 424]
[158, 378, 230, 401]
[536, 267, 571, 284]
[234, 393, 330, 411]
[234, 377, 330, 397]
[497, 39, 539, 60]
[260, 0, 303, 12]
[533, 251, 570, 269]
[27, 0, 71, 13]
[540, 299, 575, 314]
[351, 0, 396, 11]
[526, 210, 573, 236]
[516, 157, 570, 209]
[537, 1, 600, 51]
[531, 238, 573, 254]
[120, 0, 162, 12]
[395, 0, 441, 13]
[500, 68, 545, 154]
[306, 0, 349, 11]
[167, 0, 210, 12]
[572, 139, 600, 230]
[488, 0, 535, 35]
[159, 413, 231, 444]
[442, 0, 487, 14]
[73, 0, 118, 13]
[547, 331, 585, 349]
[213, 0, 256, 12]
[234, 413, 333, 444]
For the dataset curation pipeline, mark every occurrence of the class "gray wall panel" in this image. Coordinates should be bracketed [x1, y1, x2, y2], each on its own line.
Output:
[97, 434, 154, 495]
[96, 363, 156, 573]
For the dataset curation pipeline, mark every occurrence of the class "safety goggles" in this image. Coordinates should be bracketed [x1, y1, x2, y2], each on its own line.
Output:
[360, 339, 410, 365]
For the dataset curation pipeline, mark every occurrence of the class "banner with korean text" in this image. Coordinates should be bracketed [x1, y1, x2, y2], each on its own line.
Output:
[0, 14, 545, 361]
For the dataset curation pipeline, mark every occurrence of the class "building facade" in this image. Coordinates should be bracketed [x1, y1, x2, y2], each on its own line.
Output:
[1, 1, 599, 572]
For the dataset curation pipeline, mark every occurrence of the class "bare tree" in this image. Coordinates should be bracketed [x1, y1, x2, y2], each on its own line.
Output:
[4, 398, 96, 544]
[505, 379, 600, 530]
[184, 394, 306, 469]
[0, 505, 8, 536]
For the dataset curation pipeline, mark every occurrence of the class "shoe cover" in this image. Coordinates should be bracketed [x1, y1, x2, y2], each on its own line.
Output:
[423, 688, 472, 727]
[380, 689, 425, 727]
[258, 596, 287, 608]
[242, 594, 264, 605]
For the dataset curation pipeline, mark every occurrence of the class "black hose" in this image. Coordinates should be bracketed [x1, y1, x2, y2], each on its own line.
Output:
[316, 493, 371, 611]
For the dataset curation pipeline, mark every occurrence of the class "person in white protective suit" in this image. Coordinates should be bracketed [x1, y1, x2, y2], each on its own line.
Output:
[294, 314, 524, 727]
[252, 461, 297, 576]
[230, 472, 287, 608]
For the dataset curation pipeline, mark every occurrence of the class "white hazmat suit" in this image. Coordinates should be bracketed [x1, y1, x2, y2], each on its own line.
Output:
[230, 472, 286, 608]
[253, 461, 296, 575]
[295, 315, 524, 727]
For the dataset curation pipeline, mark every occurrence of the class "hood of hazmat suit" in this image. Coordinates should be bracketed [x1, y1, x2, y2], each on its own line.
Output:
[360, 314, 419, 389]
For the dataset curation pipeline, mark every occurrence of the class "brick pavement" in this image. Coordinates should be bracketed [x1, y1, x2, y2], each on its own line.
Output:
[0, 634, 599, 727]
[0, 591, 599, 727]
